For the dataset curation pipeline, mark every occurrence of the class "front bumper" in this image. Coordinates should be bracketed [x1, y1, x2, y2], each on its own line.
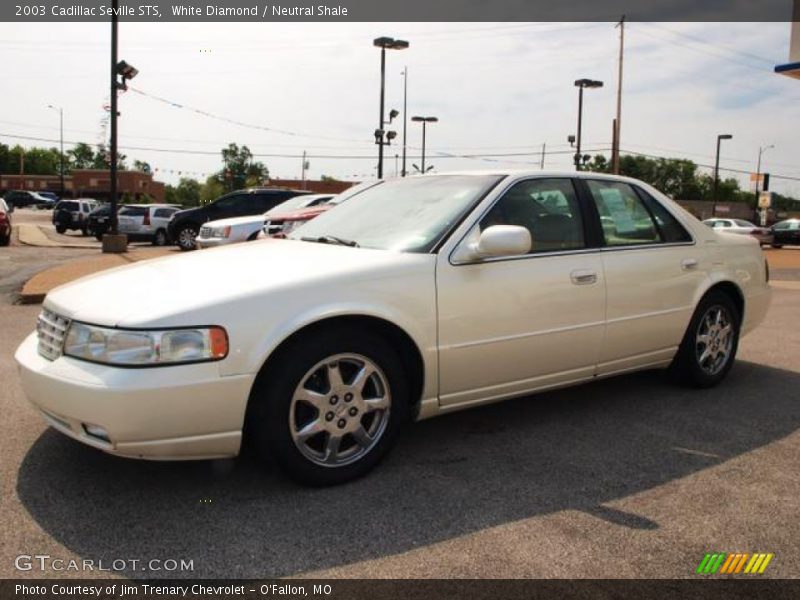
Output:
[15, 333, 254, 460]
[195, 236, 230, 249]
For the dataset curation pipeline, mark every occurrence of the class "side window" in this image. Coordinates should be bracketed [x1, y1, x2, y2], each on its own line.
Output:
[479, 178, 585, 253]
[153, 208, 172, 218]
[635, 187, 692, 243]
[586, 180, 660, 246]
[212, 195, 243, 212]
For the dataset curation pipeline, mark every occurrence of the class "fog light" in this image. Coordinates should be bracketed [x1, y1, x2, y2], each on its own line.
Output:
[83, 423, 110, 442]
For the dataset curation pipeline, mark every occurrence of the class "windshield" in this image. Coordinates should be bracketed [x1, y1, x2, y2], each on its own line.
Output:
[265, 195, 317, 216]
[288, 174, 504, 252]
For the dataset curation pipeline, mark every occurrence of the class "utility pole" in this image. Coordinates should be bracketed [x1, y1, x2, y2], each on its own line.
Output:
[301, 150, 307, 189]
[401, 66, 408, 177]
[612, 15, 625, 174]
[109, 0, 119, 234]
[540, 142, 546, 169]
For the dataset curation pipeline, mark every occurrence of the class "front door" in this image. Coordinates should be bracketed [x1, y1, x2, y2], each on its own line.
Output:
[436, 177, 606, 409]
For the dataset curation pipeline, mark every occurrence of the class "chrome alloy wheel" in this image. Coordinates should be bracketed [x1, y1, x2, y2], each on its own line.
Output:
[178, 228, 196, 249]
[289, 353, 391, 468]
[695, 305, 734, 376]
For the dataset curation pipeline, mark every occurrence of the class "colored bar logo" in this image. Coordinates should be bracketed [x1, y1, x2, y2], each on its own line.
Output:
[696, 552, 774, 575]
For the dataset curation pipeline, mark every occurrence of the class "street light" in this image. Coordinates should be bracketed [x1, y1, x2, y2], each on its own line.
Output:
[47, 104, 64, 198]
[711, 134, 733, 217]
[373, 36, 409, 179]
[573, 78, 603, 171]
[104, 0, 138, 252]
[411, 116, 438, 174]
[753, 144, 774, 220]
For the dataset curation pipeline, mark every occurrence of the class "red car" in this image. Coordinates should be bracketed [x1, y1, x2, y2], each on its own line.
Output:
[262, 180, 383, 238]
[0, 198, 12, 246]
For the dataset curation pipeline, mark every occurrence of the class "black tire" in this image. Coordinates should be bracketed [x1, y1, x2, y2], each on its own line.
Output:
[55, 225, 66, 234]
[670, 289, 741, 388]
[176, 224, 198, 251]
[153, 229, 168, 246]
[0, 234, 9, 247]
[95, 233, 103, 242]
[81, 227, 89, 236]
[246, 327, 410, 486]
[771, 244, 783, 249]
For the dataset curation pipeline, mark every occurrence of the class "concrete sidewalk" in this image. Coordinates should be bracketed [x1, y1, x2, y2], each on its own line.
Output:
[20, 247, 176, 303]
[16, 224, 98, 249]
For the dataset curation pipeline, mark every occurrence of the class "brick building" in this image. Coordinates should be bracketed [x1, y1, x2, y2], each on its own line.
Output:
[0, 169, 166, 202]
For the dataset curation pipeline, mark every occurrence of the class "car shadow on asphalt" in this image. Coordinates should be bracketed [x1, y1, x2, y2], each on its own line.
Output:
[16, 360, 800, 578]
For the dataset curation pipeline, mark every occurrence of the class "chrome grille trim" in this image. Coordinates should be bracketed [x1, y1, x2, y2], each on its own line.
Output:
[199, 226, 213, 238]
[37, 309, 70, 361]
[265, 220, 284, 235]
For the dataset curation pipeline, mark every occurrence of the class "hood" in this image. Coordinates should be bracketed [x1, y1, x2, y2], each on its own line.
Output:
[172, 206, 205, 222]
[44, 239, 432, 327]
[269, 204, 333, 221]
[203, 215, 264, 228]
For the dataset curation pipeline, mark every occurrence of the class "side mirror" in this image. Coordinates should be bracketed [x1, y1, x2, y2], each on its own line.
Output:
[454, 225, 531, 263]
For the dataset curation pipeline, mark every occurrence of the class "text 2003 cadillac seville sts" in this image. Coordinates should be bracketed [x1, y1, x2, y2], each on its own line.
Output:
[16, 172, 771, 485]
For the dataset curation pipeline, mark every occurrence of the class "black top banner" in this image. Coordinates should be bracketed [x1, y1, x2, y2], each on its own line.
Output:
[3, 0, 799, 22]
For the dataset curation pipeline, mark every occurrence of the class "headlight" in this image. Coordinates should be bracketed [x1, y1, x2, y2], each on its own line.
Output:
[64, 322, 228, 366]
[281, 219, 306, 235]
[211, 225, 231, 238]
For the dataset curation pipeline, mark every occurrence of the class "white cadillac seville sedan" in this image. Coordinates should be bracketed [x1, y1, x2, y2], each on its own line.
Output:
[16, 172, 771, 485]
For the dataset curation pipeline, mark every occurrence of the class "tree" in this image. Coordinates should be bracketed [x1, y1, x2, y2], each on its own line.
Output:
[200, 175, 226, 204]
[133, 159, 152, 174]
[219, 143, 268, 190]
[68, 143, 95, 169]
[169, 177, 202, 207]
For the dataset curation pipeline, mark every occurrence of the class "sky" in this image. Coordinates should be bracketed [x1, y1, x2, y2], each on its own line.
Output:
[1, 21, 799, 197]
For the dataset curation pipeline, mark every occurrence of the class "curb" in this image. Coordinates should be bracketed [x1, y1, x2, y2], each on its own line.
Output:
[19, 247, 177, 304]
[16, 224, 99, 249]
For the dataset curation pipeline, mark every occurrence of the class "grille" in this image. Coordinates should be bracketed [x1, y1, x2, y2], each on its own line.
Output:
[265, 220, 284, 235]
[199, 226, 213, 238]
[37, 309, 70, 361]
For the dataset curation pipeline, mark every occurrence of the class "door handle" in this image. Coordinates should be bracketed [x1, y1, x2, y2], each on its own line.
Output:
[570, 269, 597, 285]
[681, 258, 699, 271]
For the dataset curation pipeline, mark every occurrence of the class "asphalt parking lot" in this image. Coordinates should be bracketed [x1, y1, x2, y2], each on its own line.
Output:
[0, 239, 799, 579]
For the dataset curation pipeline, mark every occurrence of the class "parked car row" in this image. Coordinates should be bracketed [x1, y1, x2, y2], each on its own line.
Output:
[196, 194, 333, 248]
[168, 188, 314, 251]
[3, 190, 58, 210]
[702, 217, 800, 248]
[16, 171, 772, 486]
[0, 197, 12, 246]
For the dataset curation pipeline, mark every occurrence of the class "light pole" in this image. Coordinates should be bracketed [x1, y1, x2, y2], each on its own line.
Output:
[373, 36, 408, 179]
[573, 79, 603, 170]
[105, 0, 138, 252]
[711, 134, 733, 217]
[47, 104, 64, 198]
[411, 116, 438, 173]
[401, 66, 408, 177]
[753, 144, 774, 220]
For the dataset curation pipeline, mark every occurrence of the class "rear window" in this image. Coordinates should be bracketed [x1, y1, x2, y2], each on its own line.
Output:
[734, 219, 755, 228]
[56, 201, 78, 211]
[119, 206, 147, 217]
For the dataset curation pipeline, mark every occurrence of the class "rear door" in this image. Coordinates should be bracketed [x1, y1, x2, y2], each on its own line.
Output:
[117, 206, 147, 233]
[581, 178, 703, 375]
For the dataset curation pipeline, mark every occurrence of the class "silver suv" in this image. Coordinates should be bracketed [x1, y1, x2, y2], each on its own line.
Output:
[117, 204, 181, 246]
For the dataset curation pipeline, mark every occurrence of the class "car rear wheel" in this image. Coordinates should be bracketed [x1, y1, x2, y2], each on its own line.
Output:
[771, 244, 783, 249]
[671, 290, 740, 388]
[246, 328, 409, 486]
[0, 234, 9, 247]
[55, 225, 66, 234]
[176, 225, 198, 251]
[153, 229, 168, 246]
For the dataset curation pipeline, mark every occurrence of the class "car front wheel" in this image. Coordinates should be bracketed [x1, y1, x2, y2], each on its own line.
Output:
[247, 328, 409, 486]
[55, 225, 66, 234]
[176, 225, 198, 251]
[153, 229, 168, 246]
[671, 290, 740, 387]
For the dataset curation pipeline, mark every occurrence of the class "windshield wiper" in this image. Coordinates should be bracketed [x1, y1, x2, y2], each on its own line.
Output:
[301, 235, 359, 247]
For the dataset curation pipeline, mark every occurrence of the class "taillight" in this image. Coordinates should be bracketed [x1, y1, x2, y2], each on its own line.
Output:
[143, 211, 150, 226]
